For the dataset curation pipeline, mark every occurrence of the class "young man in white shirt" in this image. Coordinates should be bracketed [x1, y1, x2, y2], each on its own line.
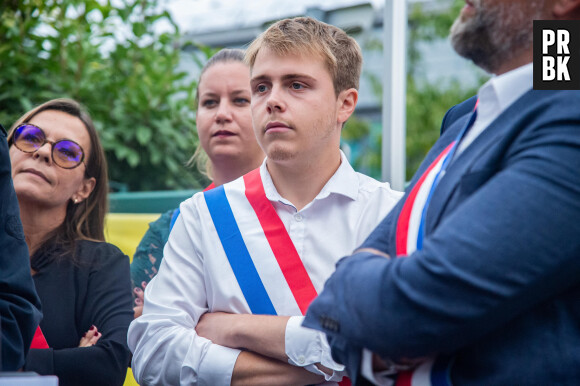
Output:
[128, 17, 402, 385]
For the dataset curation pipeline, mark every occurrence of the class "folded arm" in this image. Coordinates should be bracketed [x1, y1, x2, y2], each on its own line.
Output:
[129, 199, 330, 385]
[25, 245, 133, 385]
[197, 312, 344, 381]
[305, 112, 580, 362]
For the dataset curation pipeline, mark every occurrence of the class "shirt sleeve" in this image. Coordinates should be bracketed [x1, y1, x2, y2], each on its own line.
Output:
[128, 196, 241, 386]
[285, 316, 346, 381]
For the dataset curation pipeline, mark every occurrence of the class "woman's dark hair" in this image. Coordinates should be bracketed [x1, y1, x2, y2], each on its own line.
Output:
[190, 48, 247, 179]
[8, 98, 108, 259]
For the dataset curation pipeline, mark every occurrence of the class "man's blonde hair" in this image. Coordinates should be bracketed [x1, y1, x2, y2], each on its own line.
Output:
[245, 17, 362, 96]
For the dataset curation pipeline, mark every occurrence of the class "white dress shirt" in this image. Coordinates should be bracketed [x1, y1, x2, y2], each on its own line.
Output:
[128, 151, 402, 386]
[361, 63, 534, 385]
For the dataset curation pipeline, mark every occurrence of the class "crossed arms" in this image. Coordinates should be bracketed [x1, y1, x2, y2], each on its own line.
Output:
[127, 195, 345, 385]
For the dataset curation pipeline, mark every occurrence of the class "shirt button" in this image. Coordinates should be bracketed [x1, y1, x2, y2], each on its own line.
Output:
[294, 214, 303, 222]
[297, 355, 306, 365]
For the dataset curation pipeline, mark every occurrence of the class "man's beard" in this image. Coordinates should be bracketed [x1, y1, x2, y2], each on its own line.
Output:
[450, 0, 543, 74]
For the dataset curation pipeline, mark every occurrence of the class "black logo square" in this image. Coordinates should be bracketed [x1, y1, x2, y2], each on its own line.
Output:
[533, 20, 580, 90]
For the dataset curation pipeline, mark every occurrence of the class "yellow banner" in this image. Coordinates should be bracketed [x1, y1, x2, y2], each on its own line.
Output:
[104, 213, 161, 261]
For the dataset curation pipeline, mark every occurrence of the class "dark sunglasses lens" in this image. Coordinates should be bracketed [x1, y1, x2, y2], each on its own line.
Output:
[14, 125, 45, 152]
[53, 141, 83, 168]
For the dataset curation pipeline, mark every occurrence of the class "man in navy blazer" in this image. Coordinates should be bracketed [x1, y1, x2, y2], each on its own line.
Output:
[304, 0, 580, 384]
[0, 123, 42, 370]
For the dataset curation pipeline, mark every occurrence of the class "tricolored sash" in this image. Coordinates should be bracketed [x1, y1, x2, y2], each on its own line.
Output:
[205, 168, 351, 385]
[204, 169, 318, 315]
[394, 104, 477, 385]
[396, 142, 455, 256]
[395, 357, 453, 386]
[397, 102, 478, 256]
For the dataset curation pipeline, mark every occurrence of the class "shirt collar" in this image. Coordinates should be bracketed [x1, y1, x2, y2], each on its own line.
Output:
[259, 150, 359, 206]
[317, 150, 359, 201]
[478, 63, 533, 115]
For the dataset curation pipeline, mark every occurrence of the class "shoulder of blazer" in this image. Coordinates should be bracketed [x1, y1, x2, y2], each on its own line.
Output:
[440, 95, 478, 135]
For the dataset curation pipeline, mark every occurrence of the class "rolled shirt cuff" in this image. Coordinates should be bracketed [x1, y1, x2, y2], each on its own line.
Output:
[285, 315, 346, 382]
[197, 343, 241, 386]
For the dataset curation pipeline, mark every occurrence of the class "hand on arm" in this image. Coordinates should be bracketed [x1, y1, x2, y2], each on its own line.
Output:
[78, 325, 102, 347]
[133, 281, 147, 318]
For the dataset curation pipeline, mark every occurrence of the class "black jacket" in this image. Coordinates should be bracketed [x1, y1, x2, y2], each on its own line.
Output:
[0, 124, 42, 371]
[25, 240, 133, 386]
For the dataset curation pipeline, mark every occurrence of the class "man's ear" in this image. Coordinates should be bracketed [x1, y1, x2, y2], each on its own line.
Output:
[336, 88, 358, 125]
[553, 0, 580, 18]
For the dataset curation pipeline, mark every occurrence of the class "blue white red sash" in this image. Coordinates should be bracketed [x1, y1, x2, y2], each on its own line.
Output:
[396, 142, 455, 256]
[204, 169, 317, 315]
[395, 357, 453, 386]
[393, 144, 457, 385]
[397, 104, 478, 257]
[394, 105, 477, 385]
[204, 168, 351, 385]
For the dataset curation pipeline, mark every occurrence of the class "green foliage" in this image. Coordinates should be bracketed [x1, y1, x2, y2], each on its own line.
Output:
[405, 78, 476, 179]
[0, 0, 207, 191]
[404, 0, 487, 180]
[342, 114, 370, 142]
[352, 0, 487, 180]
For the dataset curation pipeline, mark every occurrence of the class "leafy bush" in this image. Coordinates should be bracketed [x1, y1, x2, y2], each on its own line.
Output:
[0, 0, 208, 191]
[348, 0, 487, 180]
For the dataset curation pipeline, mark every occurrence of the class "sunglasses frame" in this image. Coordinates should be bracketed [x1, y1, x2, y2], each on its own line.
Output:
[11, 123, 86, 170]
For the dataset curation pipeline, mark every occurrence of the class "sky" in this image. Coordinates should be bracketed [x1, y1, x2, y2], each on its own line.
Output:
[164, 0, 386, 33]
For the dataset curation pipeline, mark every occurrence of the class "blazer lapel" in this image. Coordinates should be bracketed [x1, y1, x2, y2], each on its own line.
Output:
[424, 89, 538, 234]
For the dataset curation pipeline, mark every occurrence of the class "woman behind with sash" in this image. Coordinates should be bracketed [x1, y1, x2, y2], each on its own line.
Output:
[8, 99, 133, 385]
[130, 48, 265, 318]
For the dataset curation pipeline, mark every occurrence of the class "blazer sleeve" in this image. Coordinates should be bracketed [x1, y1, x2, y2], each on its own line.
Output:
[0, 130, 42, 371]
[25, 244, 133, 385]
[305, 104, 580, 365]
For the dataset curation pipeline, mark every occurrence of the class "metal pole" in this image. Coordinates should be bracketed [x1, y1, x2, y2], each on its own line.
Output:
[382, 0, 407, 190]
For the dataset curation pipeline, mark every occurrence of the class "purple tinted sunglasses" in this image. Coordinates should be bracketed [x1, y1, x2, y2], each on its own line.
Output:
[12, 123, 86, 169]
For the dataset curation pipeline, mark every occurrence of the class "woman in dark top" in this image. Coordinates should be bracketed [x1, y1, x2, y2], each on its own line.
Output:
[8, 98, 133, 385]
[131, 48, 265, 317]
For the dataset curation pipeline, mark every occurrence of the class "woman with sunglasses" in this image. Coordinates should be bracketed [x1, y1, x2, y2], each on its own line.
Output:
[131, 48, 265, 318]
[8, 99, 133, 385]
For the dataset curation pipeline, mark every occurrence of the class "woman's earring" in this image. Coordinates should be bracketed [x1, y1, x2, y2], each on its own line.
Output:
[73, 198, 79, 204]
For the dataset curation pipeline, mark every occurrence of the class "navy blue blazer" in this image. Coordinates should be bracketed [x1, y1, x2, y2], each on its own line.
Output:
[304, 89, 580, 385]
[439, 95, 477, 135]
[0, 124, 42, 370]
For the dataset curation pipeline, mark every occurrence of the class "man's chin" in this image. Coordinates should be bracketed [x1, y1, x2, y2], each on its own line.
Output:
[266, 146, 297, 163]
[449, 18, 482, 62]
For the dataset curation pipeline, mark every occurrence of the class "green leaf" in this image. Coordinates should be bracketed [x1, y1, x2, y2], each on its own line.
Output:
[136, 126, 152, 145]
